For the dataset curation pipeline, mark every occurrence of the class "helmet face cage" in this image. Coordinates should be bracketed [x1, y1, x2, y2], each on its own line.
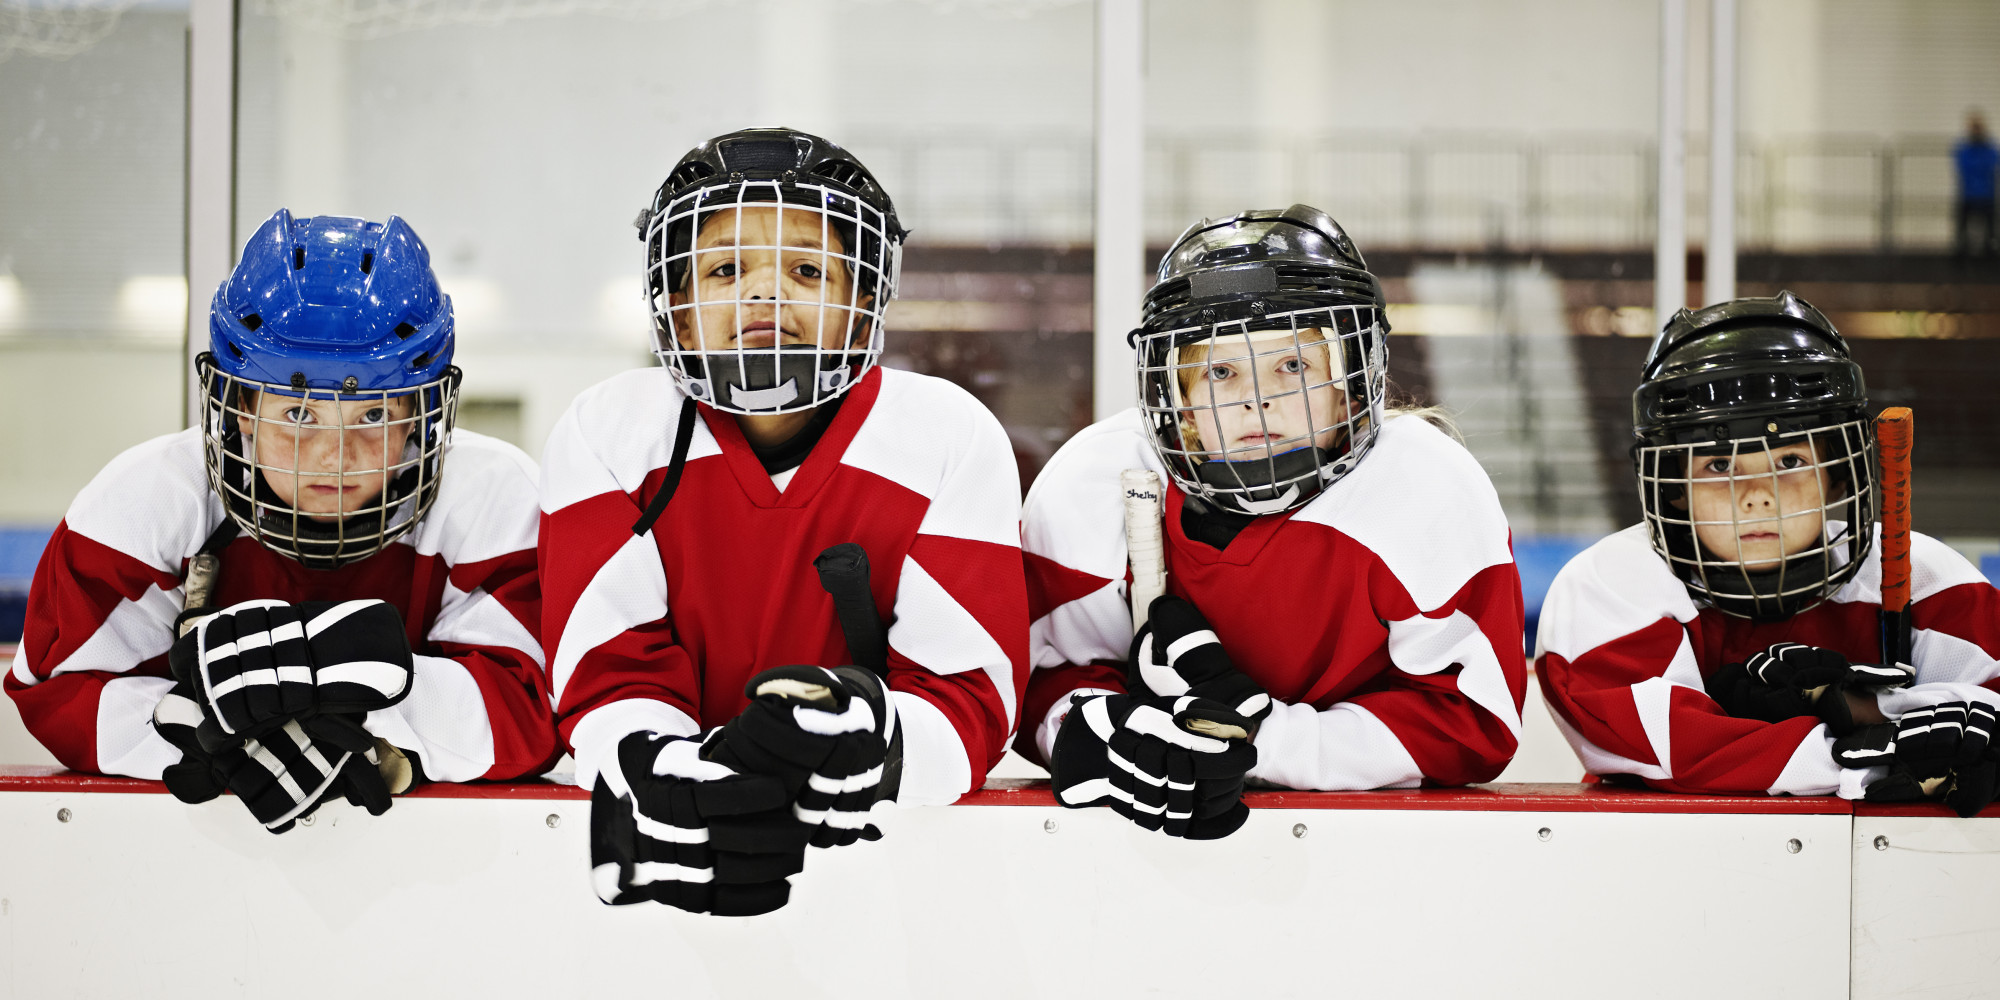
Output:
[1137, 302, 1387, 516]
[1637, 418, 1877, 620]
[645, 178, 901, 415]
[198, 354, 460, 570]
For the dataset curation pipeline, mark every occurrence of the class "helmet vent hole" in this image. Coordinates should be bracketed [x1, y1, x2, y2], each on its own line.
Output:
[667, 162, 717, 190]
[360, 251, 374, 275]
[394, 321, 416, 339]
[226, 341, 244, 359]
[292, 247, 306, 270]
[409, 351, 432, 370]
[240, 313, 262, 331]
[812, 160, 865, 188]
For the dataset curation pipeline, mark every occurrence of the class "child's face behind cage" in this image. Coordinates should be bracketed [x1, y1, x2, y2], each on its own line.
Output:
[237, 390, 417, 520]
[1686, 439, 1837, 570]
[669, 205, 868, 355]
[1176, 329, 1354, 462]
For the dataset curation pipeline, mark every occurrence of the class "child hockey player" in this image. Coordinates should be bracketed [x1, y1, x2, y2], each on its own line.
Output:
[1022, 205, 1526, 840]
[541, 129, 1028, 915]
[7, 210, 559, 832]
[1536, 293, 2000, 815]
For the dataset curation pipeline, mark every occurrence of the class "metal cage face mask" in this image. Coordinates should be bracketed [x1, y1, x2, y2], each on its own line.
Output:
[198, 355, 460, 570]
[1136, 303, 1387, 516]
[1637, 418, 1877, 620]
[644, 179, 901, 415]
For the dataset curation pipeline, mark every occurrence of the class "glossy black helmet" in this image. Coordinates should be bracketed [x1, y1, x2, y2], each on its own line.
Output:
[1633, 291, 1876, 620]
[1133, 205, 1390, 516]
[638, 128, 908, 414]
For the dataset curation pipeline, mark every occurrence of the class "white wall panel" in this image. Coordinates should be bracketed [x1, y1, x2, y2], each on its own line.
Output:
[0, 780, 1849, 1000]
[1852, 811, 2000, 1000]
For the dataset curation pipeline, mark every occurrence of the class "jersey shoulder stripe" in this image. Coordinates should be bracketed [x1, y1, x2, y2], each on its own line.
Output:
[840, 368, 1018, 542]
[1829, 525, 1988, 607]
[1292, 414, 1513, 613]
[541, 368, 722, 514]
[1021, 408, 1157, 584]
[63, 428, 218, 574]
[405, 429, 541, 565]
[1537, 524, 1696, 661]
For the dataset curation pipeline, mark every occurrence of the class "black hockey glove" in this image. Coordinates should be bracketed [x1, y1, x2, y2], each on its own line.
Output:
[1748, 642, 1911, 735]
[1128, 596, 1272, 724]
[1704, 661, 1816, 723]
[1048, 693, 1258, 840]
[170, 598, 415, 749]
[1704, 643, 1912, 734]
[1834, 701, 2000, 817]
[704, 665, 902, 849]
[590, 729, 813, 916]
[152, 685, 392, 833]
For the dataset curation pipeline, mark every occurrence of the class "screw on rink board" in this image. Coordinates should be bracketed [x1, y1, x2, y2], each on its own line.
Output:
[1536, 827, 1552, 842]
[1874, 835, 1890, 851]
[1292, 823, 1308, 839]
[299, 814, 315, 827]
[1043, 819, 1059, 834]
[56, 808, 71, 823]
[1786, 839, 1803, 854]
[546, 814, 562, 829]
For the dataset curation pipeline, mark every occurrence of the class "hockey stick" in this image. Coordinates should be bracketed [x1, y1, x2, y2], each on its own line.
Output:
[814, 543, 889, 681]
[1877, 407, 1915, 669]
[178, 520, 240, 637]
[1119, 472, 1249, 740]
[1122, 470, 1167, 636]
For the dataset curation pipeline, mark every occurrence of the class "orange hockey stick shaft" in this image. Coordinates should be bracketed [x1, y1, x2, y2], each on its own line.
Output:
[1877, 407, 1914, 666]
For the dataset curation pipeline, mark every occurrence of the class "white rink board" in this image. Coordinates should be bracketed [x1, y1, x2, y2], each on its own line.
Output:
[1852, 813, 2000, 1000]
[0, 789, 1849, 1000]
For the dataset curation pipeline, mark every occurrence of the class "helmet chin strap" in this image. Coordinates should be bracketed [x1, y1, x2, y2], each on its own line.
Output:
[678, 344, 858, 414]
[1228, 487, 1301, 516]
[1192, 445, 1325, 515]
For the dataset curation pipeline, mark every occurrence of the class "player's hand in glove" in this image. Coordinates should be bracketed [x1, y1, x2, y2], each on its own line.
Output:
[1048, 693, 1257, 840]
[151, 684, 392, 833]
[590, 729, 813, 916]
[169, 598, 414, 749]
[1128, 596, 1272, 723]
[1834, 701, 1999, 817]
[1705, 642, 1911, 733]
[703, 665, 902, 848]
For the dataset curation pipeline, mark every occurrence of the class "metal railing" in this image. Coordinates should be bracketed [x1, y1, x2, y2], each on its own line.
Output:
[847, 131, 1965, 253]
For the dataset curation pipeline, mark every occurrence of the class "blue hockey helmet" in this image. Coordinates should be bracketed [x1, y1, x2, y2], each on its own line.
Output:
[208, 209, 455, 390]
[197, 210, 461, 569]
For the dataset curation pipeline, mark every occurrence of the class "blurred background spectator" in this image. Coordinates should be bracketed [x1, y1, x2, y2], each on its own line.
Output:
[1953, 110, 1997, 256]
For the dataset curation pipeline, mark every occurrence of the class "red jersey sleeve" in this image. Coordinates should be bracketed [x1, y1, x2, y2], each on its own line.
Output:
[364, 433, 561, 782]
[6, 432, 213, 778]
[1535, 525, 1850, 796]
[539, 378, 707, 788]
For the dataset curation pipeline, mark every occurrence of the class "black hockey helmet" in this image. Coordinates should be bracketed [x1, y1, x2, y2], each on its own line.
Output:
[1142, 204, 1386, 329]
[1133, 205, 1391, 516]
[1633, 291, 1877, 620]
[637, 128, 909, 414]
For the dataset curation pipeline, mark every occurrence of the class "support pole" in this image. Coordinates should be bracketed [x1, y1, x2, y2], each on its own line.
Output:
[1706, 0, 1737, 304]
[185, 0, 237, 427]
[1655, 0, 1687, 326]
[1093, 0, 1144, 421]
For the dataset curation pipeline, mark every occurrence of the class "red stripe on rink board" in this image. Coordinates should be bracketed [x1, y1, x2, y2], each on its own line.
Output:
[0, 767, 1858, 813]
[958, 778, 1856, 814]
[0, 766, 593, 800]
[1853, 800, 2000, 819]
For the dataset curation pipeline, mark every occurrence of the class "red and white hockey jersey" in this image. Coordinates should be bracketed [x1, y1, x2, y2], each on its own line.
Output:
[539, 366, 1028, 805]
[6, 428, 560, 782]
[1536, 523, 2000, 797]
[1022, 411, 1526, 789]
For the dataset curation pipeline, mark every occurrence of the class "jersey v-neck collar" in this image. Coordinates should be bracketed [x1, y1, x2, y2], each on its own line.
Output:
[697, 366, 883, 509]
[1164, 484, 1291, 566]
